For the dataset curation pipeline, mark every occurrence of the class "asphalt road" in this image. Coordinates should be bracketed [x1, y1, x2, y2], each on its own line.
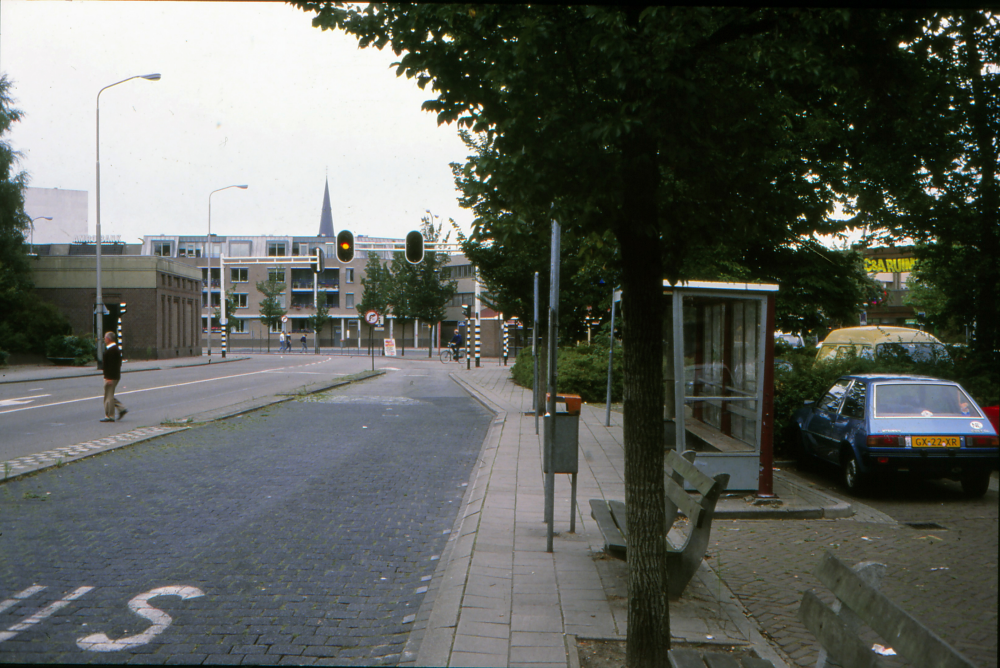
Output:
[0, 363, 493, 665]
[708, 462, 998, 667]
[0, 355, 380, 461]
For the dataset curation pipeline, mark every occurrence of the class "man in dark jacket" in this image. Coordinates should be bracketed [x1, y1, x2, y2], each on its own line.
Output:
[101, 331, 127, 422]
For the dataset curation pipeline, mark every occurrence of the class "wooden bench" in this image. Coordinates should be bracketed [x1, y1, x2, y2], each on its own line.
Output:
[667, 648, 773, 668]
[799, 552, 976, 668]
[589, 450, 730, 599]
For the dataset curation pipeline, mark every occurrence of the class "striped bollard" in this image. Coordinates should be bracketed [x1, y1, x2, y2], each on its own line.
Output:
[502, 320, 508, 366]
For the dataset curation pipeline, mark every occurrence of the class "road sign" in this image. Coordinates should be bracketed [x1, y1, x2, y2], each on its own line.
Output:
[281, 315, 288, 323]
[364, 310, 380, 325]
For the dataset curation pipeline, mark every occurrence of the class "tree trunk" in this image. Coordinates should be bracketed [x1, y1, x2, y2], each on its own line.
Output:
[618, 10, 670, 658]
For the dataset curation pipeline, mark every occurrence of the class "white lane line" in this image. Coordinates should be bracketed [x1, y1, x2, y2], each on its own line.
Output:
[0, 586, 94, 643]
[0, 360, 336, 416]
[0, 394, 52, 407]
[0, 585, 46, 615]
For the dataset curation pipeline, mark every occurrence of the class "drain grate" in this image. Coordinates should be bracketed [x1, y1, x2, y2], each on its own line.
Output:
[904, 521, 947, 530]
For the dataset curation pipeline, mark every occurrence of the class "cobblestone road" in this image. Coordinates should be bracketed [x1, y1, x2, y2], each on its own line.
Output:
[0, 376, 491, 665]
[708, 471, 998, 667]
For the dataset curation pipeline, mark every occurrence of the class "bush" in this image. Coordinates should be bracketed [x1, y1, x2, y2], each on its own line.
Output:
[0, 300, 72, 355]
[511, 341, 623, 404]
[45, 335, 97, 366]
[773, 344, 999, 458]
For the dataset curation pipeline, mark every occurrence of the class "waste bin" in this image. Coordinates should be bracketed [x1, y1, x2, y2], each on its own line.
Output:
[543, 393, 582, 474]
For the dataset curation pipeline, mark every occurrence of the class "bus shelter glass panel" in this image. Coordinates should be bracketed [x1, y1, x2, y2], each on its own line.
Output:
[683, 295, 761, 454]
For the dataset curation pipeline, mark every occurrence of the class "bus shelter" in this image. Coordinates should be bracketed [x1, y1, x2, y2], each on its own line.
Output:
[664, 280, 779, 493]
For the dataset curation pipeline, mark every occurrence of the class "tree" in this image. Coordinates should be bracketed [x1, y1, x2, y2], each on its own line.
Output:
[0, 73, 71, 358]
[357, 251, 392, 352]
[888, 12, 999, 356]
[388, 250, 418, 355]
[296, 6, 957, 663]
[256, 279, 286, 353]
[306, 297, 332, 353]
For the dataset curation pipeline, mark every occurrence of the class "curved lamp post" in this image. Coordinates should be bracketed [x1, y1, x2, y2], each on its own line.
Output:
[208, 184, 248, 359]
[95, 73, 160, 368]
[29, 216, 53, 254]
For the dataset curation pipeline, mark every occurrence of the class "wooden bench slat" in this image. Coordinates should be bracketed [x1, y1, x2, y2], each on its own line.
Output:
[668, 649, 709, 668]
[666, 449, 716, 496]
[665, 478, 703, 527]
[608, 499, 628, 536]
[703, 652, 743, 668]
[799, 591, 885, 668]
[814, 553, 976, 668]
[588, 499, 626, 557]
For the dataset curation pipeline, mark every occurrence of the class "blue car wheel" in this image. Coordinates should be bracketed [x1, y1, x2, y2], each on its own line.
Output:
[842, 450, 867, 493]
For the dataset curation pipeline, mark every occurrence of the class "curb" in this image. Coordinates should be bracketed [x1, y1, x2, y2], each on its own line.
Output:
[403, 374, 507, 667]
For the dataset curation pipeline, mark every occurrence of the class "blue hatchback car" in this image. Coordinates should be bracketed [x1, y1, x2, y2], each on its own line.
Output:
[794, 374, 999, 496]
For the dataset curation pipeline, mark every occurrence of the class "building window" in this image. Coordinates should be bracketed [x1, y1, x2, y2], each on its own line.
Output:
[324, 292, 340, 309]
[346, 268, 354, 283]
[292, 242, 309, 256]
[231, 268, 248, 283]
[345, 293, 354, 308]
[268, 268, 286, 283]
[230, 318, 247, 333]
[178, 243, 202, 258]
[269, 321, 284, 334]
[267, 241, 287, 257]
[153, 241, 172, 257]
[234, 293, 248, 309]
[229, 241, 251, 257]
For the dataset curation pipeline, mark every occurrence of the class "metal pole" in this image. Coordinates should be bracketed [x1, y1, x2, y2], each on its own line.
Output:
[220, 252, 227, 358]
[474, 269, 481, 367]
[605, 287, 619, 427]
[545, 221, 560, 552]
[533, 272, 539, 434]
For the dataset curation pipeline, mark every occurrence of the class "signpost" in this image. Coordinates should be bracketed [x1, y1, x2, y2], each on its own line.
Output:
[364, 310, 380, 370]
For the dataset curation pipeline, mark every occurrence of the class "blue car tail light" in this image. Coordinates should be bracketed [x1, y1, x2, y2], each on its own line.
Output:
[867, 435, 904, 447]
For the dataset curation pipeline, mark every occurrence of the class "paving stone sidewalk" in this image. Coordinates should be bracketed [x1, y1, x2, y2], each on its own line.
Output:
[407, 363, 856, 667]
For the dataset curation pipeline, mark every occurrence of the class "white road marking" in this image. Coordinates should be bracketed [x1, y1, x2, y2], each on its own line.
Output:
[0, 585, 46, 615]
[0, 394, 51, 407]
[76, 585, 204, 652]
[0, 586, 94, 643]
[0, 360, 335, 416]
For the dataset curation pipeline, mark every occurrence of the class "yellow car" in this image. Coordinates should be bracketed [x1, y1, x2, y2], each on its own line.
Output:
[816, 326, 949, 363]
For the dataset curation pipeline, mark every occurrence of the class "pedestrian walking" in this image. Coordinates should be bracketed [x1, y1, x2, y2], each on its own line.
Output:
[300, 334, 307, 352]
[101, 331, 127, 422]
[279, 331, 286, 352]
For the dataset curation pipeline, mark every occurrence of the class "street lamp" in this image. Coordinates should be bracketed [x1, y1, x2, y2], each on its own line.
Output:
[29, 216, 53, 254]
[95, 73, 160, 368]
[207, 184, 248, 359]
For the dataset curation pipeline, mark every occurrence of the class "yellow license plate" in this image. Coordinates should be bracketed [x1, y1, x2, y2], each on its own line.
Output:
[912, 436, 960, 448]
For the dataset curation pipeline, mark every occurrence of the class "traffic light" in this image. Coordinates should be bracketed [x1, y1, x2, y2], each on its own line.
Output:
[119, 302, 127, 315]
[313, 248, 325, 273]
[405, 230, 424, 264]
[336, 230, 354, 263]
[462, 304, 471, 320]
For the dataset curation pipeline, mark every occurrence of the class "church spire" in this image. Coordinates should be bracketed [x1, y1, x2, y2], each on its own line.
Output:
[317, 176, 334, 237]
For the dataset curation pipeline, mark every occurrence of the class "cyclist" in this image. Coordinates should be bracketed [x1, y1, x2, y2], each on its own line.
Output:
[449, 329, 463, 361]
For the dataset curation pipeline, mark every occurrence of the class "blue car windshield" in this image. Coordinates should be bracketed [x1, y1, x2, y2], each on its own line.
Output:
[874, 383, 981, 418]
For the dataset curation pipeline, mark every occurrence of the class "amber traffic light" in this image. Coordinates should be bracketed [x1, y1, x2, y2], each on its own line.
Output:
[336, 230, 354, 263]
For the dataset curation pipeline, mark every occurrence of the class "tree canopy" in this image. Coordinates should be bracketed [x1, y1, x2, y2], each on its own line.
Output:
[295, 5, 992, 664]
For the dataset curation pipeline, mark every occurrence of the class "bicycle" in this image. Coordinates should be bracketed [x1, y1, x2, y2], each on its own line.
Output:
[440, 346, 465, 363]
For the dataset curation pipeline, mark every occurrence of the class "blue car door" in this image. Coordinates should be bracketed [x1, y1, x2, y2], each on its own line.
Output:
[804, 379, 852, 463]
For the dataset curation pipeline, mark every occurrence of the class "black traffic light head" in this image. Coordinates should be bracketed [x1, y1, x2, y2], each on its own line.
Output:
[313, 248, 325, 273]
[462, 304, 471, 319]
[336, 230, 354, 263]
[405, 230, 424, 264]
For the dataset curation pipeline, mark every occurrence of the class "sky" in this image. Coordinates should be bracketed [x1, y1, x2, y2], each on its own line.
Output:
[1, 0, 474, 243]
